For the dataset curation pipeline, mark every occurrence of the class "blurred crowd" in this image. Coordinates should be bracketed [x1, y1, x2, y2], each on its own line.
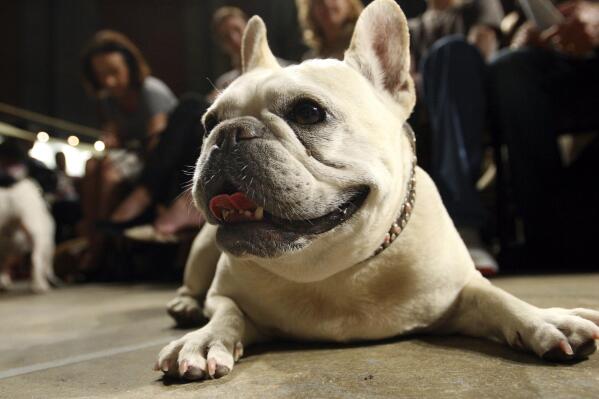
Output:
[1, 0, 598, 288]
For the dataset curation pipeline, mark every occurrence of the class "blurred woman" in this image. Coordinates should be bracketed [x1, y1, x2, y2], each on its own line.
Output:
[80, 30, 177, 268]
[209, 6, 248, 96]
[296, 0, 363, 60]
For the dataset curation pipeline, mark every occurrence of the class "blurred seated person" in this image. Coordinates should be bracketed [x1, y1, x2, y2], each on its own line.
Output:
[110, 93, 207, 237]
[110, 9, 272, 239]
[208, 6, 290, 100]
[410, 0, 504, 71]
[296, 0, 363, 60]
[207, 6, 248, 100]
[409, 0, 504, 274]
[80, 30, 177, 238]
[487, 0, 599, 268]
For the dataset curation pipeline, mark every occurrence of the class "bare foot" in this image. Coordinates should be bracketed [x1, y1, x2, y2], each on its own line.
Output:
[111, 187, 152, 222]
[154, 192, 204, 235]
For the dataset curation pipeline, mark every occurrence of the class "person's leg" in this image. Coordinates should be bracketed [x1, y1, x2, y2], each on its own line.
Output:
[112, 95, 206, 223]
[80, 159, 128, 274]
[98, 159, 127, 220]
[421, 36, 496, 273]
[79, 157, 101, 237]
[110, 186, 152, 222]
[421, 35, 488, 229]
[141, 94, 206, 204]
[154, 190, 204, 235]
[487, 48, 599, 251]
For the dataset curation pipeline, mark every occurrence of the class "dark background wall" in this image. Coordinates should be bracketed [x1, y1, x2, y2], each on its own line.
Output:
[0, 0, 310, 133]
[0, 0, 433, 137]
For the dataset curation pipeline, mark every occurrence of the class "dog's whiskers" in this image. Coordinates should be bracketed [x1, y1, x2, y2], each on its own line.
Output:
[206, 77, 221, 95]
[204, 173, 218, 184]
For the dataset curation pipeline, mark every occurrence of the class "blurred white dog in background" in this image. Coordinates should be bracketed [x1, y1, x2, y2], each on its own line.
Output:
[0, 178, 56, 293]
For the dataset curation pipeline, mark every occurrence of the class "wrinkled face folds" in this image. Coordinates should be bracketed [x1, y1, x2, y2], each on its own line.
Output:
[192, 61, 395, 258]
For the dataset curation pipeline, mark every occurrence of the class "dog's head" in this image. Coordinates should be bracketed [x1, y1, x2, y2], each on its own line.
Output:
[192, 0, 415, 282]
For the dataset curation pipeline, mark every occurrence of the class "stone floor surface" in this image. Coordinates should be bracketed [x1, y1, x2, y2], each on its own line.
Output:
[0, 274, 598, 399]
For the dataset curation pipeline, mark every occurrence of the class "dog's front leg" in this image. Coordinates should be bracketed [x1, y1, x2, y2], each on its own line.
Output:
[167, 224, 221, 326]
[0, 253, 15, 290]
[444, 275, 599, 361]
[157, 295, 260, 380]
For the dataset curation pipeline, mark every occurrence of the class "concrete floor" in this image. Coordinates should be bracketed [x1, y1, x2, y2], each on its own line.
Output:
[1, 275, 598, 399]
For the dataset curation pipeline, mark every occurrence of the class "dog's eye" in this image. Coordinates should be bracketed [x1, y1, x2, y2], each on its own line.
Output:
[203, 114, 219, 137]
[288, 100, 326, 125]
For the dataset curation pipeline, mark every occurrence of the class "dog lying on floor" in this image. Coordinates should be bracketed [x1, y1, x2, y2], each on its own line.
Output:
[0, 177, 56, 293]
[156, 0, 599, 380]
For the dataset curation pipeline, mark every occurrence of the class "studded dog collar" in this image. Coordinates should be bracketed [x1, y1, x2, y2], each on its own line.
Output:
[372, 124, 417, 257]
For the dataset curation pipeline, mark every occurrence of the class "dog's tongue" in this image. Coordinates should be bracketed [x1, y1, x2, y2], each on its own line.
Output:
[209, 192, 263, 223]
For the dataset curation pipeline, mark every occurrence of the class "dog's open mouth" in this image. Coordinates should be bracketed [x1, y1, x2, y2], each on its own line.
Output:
[208, 186, 369, 235]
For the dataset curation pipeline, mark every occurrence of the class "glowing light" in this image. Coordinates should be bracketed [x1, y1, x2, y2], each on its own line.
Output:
[37, 131, 50, 142]
[94, 140, 106, 152]
[60, 143, 91, 177]
[29, 142, 54, 168]
[67, 135, 80, 146]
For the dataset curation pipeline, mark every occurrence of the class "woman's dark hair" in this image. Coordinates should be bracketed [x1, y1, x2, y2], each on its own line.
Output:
[80, 30, 151, 96]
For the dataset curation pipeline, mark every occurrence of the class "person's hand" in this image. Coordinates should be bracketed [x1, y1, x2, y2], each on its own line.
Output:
[557, 0, 581, 18]
[512, 1, 598, 56]
[101, 133, 120, 149]
[541, 14, 594, 57]
[572, 1, 599, 47]
[468, 25, 499, 61]
[511, 21, 544, 49]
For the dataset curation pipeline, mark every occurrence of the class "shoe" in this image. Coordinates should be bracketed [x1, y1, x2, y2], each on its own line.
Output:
[469, 247, 499, 276]
[124, 224, 181, 244]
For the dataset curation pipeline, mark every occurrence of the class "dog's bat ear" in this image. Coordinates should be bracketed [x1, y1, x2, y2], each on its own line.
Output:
[241, 16, 280, 74]
[344, 0, 415, 114]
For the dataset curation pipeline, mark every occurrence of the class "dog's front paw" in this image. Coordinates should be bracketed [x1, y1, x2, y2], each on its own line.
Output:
[155, 328, 243, 381]
[31, 278, 51, 294]
[0, 272, 12, 291]
[167, 295, 204, 327]
[515, 308, 599, 361]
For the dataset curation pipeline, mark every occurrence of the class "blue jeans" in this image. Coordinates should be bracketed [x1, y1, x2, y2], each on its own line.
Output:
[421, 35, 487, 228]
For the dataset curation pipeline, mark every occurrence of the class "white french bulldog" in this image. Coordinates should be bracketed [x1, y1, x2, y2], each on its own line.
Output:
[156, 0, 599, 380]
[0, 178, 56, 293]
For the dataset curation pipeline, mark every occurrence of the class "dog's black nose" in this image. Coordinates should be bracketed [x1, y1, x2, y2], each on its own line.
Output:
[214, 120, 263, 149]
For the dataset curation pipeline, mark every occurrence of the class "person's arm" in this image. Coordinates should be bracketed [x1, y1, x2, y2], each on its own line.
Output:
[96, 99, 121, 149]
[466, 0, 505, 59]
[141, 78, 177, 150]
[579, 0, 599, 46]
[146, 112, 168, 151]
[100, 121, 120, 149]
[512, 0, 598, 56]
[468, 24, 499, 60]
[472, 0, 505, 28]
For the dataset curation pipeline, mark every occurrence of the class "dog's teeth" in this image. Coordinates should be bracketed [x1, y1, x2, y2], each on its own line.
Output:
[254, 207, 264, 221]
[222, 209, 231, 221]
